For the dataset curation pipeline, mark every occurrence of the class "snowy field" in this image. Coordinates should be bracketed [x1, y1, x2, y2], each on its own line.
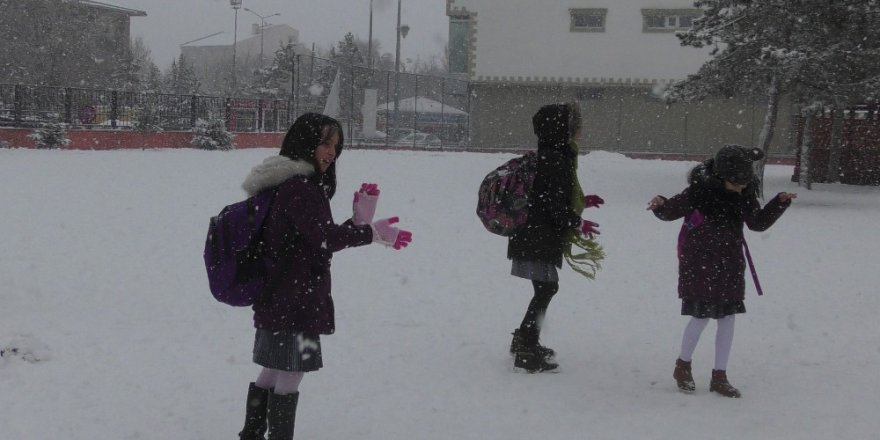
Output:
[1, 147, 879, 440]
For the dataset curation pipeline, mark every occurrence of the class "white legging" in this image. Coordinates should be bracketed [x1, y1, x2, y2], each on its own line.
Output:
[255, 368, 305, 396]
[678, 315, 735, 371]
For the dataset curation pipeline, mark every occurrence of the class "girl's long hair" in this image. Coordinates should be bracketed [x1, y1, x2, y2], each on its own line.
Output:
[279, 113, 344, 198]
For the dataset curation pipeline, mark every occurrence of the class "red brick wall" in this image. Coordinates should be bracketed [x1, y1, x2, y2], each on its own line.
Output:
[0, 128, 284, 150]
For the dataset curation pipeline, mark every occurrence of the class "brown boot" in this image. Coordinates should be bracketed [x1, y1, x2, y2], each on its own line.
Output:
[673, 358, 695, 393]
[710, 369, 741, 398]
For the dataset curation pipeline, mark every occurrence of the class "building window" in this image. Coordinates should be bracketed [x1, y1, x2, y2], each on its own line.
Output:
[570, 8, 607, 33]
[448, 16, 470, 74]
[641, 9, 701, 32]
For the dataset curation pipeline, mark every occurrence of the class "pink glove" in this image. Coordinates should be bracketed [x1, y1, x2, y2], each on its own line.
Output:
[579, 219, 600, 238]
[352, 183, 380, 225]
[584, 194, 605, 209]
[371, 217, 413, 250]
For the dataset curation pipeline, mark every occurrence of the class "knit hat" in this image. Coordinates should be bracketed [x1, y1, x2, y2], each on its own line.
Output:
[713, 144, 764, 184]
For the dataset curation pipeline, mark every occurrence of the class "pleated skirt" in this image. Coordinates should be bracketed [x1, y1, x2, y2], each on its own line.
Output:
[252, 329, 323, 372]
[511, 259, 559, 283]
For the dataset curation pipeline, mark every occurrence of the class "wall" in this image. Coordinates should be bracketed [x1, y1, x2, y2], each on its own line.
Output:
[0, 128, 283, 150]
[468, 82, 795, 155]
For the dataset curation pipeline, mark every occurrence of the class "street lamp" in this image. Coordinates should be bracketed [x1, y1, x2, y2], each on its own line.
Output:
[230, 0, 241, 93]
[393, 0, 409, 138]
[368, 0, 374, 70]
[244, 8, 281, 67]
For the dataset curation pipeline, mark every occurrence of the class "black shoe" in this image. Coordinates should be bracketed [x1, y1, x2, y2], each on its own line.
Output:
[510, 329, 556, 359]
[514, 350, 559, 373]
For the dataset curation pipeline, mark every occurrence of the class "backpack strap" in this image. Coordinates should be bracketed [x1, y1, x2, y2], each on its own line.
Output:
[742, 239, 763, 296]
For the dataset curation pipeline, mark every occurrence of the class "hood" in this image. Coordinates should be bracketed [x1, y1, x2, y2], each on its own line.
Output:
[242, 155, 315, 196]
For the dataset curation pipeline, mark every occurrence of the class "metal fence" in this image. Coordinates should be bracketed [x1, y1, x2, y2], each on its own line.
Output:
[0, 59, 471, 148]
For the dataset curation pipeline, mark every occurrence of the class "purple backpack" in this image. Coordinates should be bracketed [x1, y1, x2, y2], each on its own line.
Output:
[203, 189, 276, 306]
[476, 152, 538, 236]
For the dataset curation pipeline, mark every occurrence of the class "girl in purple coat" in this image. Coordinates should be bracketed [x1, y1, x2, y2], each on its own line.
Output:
[236, 113, 412, 439]
[647, 144, 796, 398]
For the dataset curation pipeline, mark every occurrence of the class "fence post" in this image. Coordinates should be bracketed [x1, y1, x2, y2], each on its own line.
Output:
[225, 98, 233, 132]
[110, 90, 118, 128]
[441, 79, 446, 145]
[413, 75, 419, 142]
[13, 84, 22, 124]
[349, 63, 355, 139]
[295, 54, 302, 118]
[64, 88, 73, 124]
[190, 95, 198, 128]
[257, 99, 264, 133]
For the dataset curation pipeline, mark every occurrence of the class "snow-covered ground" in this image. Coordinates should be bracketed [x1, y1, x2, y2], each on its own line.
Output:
[1, 148, 878, 439]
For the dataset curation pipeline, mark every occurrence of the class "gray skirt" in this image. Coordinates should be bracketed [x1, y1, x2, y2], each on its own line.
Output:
[252, 329, 323, 372]
[511, 259, 559, 283]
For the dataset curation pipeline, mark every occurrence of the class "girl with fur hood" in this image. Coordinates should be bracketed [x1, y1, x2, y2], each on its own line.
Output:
[235, 113, 412, 440]
[647, 144, 796, 398]
[507, 102, 604, 373]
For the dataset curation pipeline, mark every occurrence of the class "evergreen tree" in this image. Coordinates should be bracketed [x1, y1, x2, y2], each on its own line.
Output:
[249, 39, 298, 99]
[191, 119, 234, 151]
[331, 33, 366, 67]
[133, 94, 163, 134]
[166, 54, 201, 95]
[669, 0, 880, 192]
[28, 122, 71, 149]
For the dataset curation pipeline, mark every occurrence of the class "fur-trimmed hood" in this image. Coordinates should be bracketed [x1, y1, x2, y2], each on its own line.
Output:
[242, 155, 315, 196]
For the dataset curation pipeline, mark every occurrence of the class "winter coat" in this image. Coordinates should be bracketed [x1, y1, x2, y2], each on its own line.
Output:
[652, 162, 791, 304]
[242, 156, 373, 334]
[507, 106, 582, 267]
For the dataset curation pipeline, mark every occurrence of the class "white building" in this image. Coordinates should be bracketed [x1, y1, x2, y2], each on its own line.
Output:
[181, 24, 307, 94]
[447, 0, 793, 153]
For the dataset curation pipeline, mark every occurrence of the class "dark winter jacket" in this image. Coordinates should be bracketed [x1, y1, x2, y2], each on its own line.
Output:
[652, 161, 791, 304]
[242, 156, 373, 334]
[508, 104, 582, 267]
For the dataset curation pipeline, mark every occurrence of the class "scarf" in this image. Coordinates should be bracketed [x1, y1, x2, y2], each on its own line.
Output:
[563, 141, 605, 279]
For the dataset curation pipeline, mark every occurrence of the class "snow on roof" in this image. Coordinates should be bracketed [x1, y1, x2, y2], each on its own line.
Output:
[78, 0, 147, 16]
[377, 97, 467, 115]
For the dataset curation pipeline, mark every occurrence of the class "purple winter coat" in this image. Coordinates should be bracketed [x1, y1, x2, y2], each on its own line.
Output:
[652, 163, 791, 304]
[242, 156, 373, 334]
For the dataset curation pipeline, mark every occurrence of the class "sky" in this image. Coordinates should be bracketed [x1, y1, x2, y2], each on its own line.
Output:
[2, 146, 879, 439]
[114, 0, 449, 68]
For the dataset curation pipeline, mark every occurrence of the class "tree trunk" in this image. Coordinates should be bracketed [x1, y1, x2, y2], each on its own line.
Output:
[798, 107, 816, 190]
[825, 104, 844, 183]
[754, 74, 781, 199]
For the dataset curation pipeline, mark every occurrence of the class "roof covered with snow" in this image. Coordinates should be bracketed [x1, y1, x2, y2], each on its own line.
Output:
[79, 0, 147, 17]
[377, 97, 467, 115]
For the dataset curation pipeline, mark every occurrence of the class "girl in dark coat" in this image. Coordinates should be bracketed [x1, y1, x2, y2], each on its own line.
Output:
[235, 113, 412, 440]
[507, 102, 603, 373]
[648, 144, 796, 397]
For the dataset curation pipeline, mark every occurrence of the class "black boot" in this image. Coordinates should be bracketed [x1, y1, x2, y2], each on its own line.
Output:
[239, 383, 269, 440]
[514, 348, 559, 373]
[267, 392, 299, 440]
[509, 328, 556, 359]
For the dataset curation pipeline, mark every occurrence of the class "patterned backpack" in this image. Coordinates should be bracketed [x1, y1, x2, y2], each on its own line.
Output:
[476, 152, 539, 236]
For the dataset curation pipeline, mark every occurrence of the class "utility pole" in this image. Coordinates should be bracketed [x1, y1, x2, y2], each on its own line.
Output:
[230, 0, 241, 94]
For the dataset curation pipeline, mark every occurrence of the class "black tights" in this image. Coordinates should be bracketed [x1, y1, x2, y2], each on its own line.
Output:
[518, 280, 559, 335]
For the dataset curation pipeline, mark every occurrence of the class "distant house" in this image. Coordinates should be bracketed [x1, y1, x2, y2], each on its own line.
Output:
[0, 0, 146, 88]
[447, 0, 794, 153]
[181, 24, 309, 94]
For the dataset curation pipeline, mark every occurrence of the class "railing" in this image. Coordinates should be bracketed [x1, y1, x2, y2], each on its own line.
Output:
[0, 59, 472, 148]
